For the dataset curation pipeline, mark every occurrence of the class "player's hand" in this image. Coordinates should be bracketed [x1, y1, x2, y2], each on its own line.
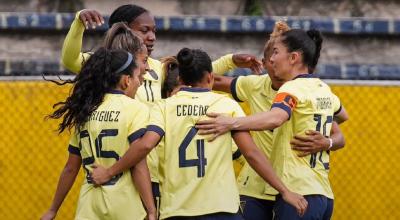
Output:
[40, 210, 56, 220]
[79, 9, 105, 30]
[90, 164, 112, 185]
[232, 54, 263, 74]
[291, 130, 330, 157]
[281, 191, 308, 217]
[196, 112, 235, 141]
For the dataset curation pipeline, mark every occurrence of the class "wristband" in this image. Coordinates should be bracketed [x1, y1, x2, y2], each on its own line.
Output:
[328, 138, 333, 150]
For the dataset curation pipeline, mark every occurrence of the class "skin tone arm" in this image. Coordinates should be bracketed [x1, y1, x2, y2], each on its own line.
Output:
[291, 121, 345, 157]
[334, 106, 349, 124]
[212, 54, 263, 75]
[233, 131, 308, 216]
[130, 159, 156, 220]
[196, 108, 288, 140]
[41, 154, 82, 220]
[213, 75, 234, 93]
[91, 131, 161, 185]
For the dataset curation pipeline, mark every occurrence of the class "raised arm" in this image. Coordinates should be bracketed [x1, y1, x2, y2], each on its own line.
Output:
[233, 131, 307, 216]
[61, 10, 104, 73]
[41, 153, 81, 220]
[212, 54, 263, 75]
[212, 75, 234, 93]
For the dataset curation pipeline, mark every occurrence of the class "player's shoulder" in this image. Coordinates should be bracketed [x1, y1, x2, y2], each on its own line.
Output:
[119, 95, 148, 110]
[237, 74, 271, 90]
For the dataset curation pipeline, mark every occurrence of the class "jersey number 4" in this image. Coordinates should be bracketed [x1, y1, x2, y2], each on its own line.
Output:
[80, 129, 122, 185]
[179, 127, 207, 177]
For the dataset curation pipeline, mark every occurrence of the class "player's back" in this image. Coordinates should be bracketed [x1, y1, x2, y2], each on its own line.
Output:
[152, 87, 243, 219]
[265, 75, 341, 199]
[74, 91, 147, 220]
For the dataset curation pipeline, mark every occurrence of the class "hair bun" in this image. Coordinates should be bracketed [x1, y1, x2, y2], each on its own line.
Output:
[177, 48, 194, 68]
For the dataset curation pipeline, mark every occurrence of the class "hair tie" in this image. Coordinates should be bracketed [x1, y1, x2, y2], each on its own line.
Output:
[115, 52, 133, 74]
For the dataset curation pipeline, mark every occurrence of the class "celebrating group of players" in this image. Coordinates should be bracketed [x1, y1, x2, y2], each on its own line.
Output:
[41, 4, 348, 220]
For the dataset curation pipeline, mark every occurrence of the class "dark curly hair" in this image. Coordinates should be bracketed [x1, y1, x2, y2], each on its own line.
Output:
[48, 47, 137, 133]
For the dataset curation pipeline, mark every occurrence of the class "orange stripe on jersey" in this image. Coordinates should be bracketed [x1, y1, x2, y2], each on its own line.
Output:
[273, 92, 297, 110]
[272, 93, 297, 119]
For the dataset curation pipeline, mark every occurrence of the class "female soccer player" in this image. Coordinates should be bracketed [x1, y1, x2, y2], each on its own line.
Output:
[212, 21, 346, 220]
[90, 47, 308, 220]
[61, 5, 263, 198]
[197, 29, 349, 220]
[41, 48, 155, 220]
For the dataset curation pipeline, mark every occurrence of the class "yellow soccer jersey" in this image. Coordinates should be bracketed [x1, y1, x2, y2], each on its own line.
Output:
[68, 91, 149, 220]
[231, 74, 277, 200]
[62, 11, 238, 184]
[147, 87, 245, 219]
[264, 74, 341, 199]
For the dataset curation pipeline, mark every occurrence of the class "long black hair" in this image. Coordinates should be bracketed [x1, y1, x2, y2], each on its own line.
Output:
[280, 29, 323, 73]
[176, 48, 212, 86]
[49, 48, 137, 133]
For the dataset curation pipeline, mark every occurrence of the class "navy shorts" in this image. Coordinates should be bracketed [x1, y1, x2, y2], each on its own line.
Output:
[165, 212, 244, 220]
[239, 195, 275, 220]
[274, 194, 334, 220]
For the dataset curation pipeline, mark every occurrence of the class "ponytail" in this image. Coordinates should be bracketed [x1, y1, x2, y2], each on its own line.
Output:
[306, 29, 323, 73]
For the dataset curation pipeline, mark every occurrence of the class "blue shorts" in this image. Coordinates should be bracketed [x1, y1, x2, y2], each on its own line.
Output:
[274, 195, 334, 220]
[165, 212, 244, 220]
[239, 195, 275, 220]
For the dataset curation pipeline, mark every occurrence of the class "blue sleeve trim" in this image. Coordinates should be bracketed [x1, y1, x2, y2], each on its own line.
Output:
[230, 77, 243, 102]
[68, 144, 81, 156]
[147, 125, 165, 138]
[334, 105, 342, 115]
[128, 128, 146, 143]
[271, 102, 292, 119]
[232, 149, 242, 160]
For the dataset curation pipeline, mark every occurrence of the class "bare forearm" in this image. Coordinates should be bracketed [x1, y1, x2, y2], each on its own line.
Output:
[108, 143, 152, 177]
[212, 75, 233, 93]
[329, 122, 345, 151]
[234, 111, 283, 131]
[49, 167, 79, 212]
[131, 160, 156, 214]
[244, 149, 288, 194]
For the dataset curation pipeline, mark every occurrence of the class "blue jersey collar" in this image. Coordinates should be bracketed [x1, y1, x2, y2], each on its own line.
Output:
[180, 87, 211, 92]
[293, 73, 317, 80]
[108, 90, 125, 95]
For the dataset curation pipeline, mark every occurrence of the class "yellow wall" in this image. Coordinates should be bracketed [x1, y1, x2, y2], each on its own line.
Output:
[0, 81, 399, 219]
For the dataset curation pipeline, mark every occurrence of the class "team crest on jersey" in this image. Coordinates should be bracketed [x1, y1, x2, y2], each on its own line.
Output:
[148, 69, 158, 80]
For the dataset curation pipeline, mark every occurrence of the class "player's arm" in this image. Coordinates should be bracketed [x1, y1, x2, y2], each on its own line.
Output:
[334, 105, 349, 124]
[41, 153, 81, 220]
[212, 54, 263, 75]
[61, 9, 103, 74]
[290, 121, 345, 156]
[213, 75, 234, 93]
[131, 158, 156, 220]
[232, 131, 307, 217]
[91, 131, 161, 185]
[197, 108, 288, 140]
